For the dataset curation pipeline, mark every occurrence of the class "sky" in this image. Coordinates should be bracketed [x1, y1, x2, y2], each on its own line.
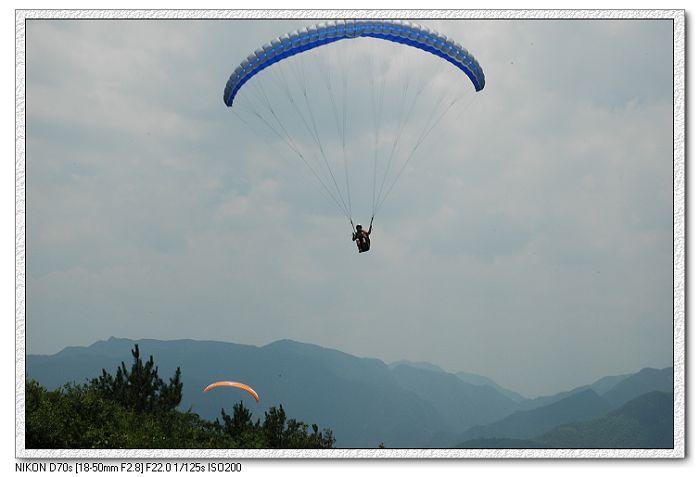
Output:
[23, 16, 674, 398]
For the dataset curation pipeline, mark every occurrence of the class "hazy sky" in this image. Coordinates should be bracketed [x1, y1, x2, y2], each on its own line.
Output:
[25, 17, 673, 397]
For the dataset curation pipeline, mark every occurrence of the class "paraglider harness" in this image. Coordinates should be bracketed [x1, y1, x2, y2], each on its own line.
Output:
[352, 217, 373, 253]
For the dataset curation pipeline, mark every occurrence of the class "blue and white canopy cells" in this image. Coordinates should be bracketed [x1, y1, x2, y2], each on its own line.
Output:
[224, 20, 485, 107]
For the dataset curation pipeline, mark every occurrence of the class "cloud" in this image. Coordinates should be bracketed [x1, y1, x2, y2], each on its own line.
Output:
[25, 18, 673, 397]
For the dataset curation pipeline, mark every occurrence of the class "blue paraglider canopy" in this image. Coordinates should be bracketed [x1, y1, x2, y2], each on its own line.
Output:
[224, 20, 485, 107]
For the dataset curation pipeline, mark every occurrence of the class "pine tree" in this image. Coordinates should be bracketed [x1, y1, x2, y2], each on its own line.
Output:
[91, 344, 182, 413]
[221, 401, 256, 437]
[262, 404, 287, 447]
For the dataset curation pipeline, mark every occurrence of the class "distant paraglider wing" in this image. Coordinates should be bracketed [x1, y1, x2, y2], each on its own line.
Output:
[203, 381, 260, 402]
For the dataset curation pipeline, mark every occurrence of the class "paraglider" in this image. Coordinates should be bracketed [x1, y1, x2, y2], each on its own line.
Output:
[203, 381, 260, 403]
[352, 222, 372, 253]
[222, 20, 485, 252]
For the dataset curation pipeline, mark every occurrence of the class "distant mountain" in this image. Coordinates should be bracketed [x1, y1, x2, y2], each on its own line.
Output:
[507, 368, 672, 414]
[429, 366, 673, 447]
[536, 391, 673, 448]
[455, 389, 613, 442]
[456, 391, 673, 449]
[601, 368, 673, 408]
[455, 372, 525, 403]
[391, 364, 521, 432]
[25, 337, 673, 449]
[27, 337, 156, 391]
[389, 360, 445, 374]
[590, 373, 634, 396]
[390, 360, 526, 406]
[515, 373, 632, 412]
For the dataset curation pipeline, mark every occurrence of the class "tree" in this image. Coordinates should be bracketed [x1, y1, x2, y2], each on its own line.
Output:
[257, 404, 335, 448]
[218, 401, 263, 447]
[91, 344, 182, 413]
[262, 404, 287, 448]
[221, 401, 255, 436]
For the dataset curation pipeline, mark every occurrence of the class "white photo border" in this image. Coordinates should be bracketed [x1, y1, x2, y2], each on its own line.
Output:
[15, 8, 686, 459]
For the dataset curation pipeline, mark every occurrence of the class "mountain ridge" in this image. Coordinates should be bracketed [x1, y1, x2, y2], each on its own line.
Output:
[26, 337, 672, 448]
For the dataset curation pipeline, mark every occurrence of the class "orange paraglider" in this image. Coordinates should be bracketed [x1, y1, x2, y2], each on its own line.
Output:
[203, 381, 260, 403]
